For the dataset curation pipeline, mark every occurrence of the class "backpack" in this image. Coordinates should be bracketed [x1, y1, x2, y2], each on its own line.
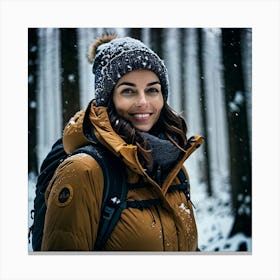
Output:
[29, 138, 191, 251]
[29, 138, 127, 251]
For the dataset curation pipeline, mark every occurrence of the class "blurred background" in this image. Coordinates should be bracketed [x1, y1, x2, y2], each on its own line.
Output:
[28, 28, 252, 252]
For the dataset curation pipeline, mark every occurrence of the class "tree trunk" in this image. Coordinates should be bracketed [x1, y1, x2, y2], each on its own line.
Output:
[60, 28, 81, 126]
[221, 28, 252, 240]
[197, 28, 212, 196]
[28, 28, 39, 174]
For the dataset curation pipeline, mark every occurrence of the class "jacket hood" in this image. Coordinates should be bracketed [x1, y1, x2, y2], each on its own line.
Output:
[63, 100, 129, 154]
[62, 109, 90, 154]
[63, 100, 142, 174]
[63, 100, 204, 189]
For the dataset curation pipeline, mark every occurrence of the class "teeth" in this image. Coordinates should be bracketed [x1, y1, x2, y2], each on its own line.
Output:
[134, 114, 149, 119]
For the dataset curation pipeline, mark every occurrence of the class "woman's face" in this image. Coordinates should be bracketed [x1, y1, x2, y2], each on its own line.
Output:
[113, 70, 164, 132]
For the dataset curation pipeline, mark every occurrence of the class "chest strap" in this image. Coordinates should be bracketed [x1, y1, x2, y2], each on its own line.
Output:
[127, 199, 162, 210]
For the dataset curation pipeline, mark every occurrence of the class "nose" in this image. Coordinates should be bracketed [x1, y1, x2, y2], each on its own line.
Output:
[135, 91, 148, 107]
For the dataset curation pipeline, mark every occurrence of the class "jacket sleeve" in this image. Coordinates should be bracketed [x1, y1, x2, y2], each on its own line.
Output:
[41, 153, 104, 251]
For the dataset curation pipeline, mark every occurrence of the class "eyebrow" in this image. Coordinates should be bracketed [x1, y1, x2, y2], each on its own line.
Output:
[116, 81, 161, 88]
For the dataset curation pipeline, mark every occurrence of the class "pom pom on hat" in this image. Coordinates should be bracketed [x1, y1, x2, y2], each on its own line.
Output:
[88, 34, 169, 107]
[88, 34, 118, 64]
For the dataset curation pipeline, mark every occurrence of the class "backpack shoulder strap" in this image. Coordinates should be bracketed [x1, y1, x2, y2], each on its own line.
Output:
[167, 168, 192, 202]
[72, 145, 127, 250]
[177, 168, 196, 208]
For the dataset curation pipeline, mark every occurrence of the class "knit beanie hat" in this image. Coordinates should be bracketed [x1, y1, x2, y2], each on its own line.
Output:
[88, 34, 169, 107]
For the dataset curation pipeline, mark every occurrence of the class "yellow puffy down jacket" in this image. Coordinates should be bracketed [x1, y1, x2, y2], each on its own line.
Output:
[41, 101, 204, 251]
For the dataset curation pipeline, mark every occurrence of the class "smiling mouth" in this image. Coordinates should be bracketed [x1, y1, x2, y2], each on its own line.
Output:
[131, 113, 151, 121]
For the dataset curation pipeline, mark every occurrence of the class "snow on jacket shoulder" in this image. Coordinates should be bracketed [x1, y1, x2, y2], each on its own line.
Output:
[41, 101, 204, 251]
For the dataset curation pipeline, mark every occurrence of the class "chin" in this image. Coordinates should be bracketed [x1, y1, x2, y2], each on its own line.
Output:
[134, 125, 152, 132]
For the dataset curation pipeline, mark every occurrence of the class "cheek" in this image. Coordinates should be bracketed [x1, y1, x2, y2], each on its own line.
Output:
[112, 94, 130, 117]
[114, 107, 127, 119]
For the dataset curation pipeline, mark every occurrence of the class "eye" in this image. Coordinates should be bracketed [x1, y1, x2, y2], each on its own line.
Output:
[120, 88, 135, 95]
[146, 87, 160, 95]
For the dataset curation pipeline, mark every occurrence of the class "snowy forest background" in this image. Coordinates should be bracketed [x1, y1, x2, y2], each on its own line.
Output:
[28, 28, 252, 252]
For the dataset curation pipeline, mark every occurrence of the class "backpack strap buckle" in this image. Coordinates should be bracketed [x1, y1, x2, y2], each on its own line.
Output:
[102, 205, 115, 220]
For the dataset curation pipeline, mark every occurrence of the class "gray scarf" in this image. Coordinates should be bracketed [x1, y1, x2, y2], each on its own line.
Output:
[140, 132, 182, 184]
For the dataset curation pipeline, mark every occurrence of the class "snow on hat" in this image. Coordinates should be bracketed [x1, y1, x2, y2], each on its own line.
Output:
[88, 34, 169, 107]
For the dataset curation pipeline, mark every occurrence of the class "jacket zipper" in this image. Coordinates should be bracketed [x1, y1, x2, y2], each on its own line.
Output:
[148, 207, 156, 227]
[154, 205, 165, 250]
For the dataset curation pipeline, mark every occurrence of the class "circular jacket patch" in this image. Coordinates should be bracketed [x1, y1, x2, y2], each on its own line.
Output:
[55, 184, 73, 207]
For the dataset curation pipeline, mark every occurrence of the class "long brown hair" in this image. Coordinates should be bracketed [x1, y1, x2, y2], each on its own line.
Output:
[107, 99, 188, 166]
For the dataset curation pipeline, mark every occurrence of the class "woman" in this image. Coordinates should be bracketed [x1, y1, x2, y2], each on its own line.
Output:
[41, 34, 204, 251]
